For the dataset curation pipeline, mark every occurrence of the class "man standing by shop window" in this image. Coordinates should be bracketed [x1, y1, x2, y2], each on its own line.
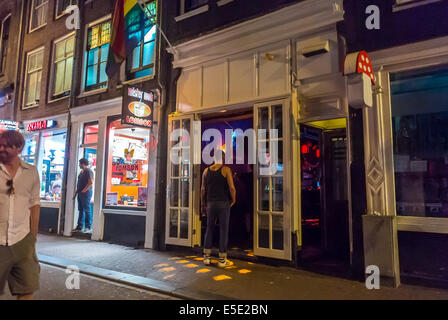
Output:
[0, 130, 41, 300]
[73, 158, 94, 234]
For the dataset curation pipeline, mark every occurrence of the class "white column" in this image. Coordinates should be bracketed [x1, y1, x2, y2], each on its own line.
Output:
[64, 121, 81, 236]
[362, 71, 400, 287]
[91, 116, 107, 241]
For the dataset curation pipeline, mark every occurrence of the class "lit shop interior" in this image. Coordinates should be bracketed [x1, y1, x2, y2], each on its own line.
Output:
[104, 118, 150, 210]
[22, 126, 67, 203]
[300, 118, 350, 274]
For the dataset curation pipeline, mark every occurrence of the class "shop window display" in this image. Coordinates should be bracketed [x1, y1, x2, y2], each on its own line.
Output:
[40, 129, 66, 201]
[391, 65, 448, 217]
[105, 119, 149, 209]
[22, 133, 39, 165]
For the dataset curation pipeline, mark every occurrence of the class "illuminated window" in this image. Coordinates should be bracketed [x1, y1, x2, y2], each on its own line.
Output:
[0, 15, 10, 74]
[85, 21, 110, 91]
[23, 49, 44, 109]
[39, 129, 67, 202]
[126, 0, 157, 80]
[22, 133, 39, 165]
[105, 118, 150, 210]
[30, 0, 48, 32]
[51, 35, 75, 99]
[391, 65, 448, 218]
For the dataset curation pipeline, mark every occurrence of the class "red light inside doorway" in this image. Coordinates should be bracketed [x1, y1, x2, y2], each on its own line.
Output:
[301, 145, 309, 154]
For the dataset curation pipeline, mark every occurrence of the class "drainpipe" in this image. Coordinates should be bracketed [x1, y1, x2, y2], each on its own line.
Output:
[58, 1, 85, 235]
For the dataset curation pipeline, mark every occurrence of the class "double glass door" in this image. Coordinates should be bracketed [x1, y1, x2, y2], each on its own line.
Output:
[165, 100, 291, 261]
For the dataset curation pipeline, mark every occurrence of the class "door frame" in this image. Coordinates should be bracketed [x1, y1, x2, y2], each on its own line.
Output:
[298, 117, 354, 265]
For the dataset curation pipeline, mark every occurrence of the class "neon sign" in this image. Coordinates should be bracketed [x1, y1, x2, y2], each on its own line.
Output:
[27, 120, 57, 132]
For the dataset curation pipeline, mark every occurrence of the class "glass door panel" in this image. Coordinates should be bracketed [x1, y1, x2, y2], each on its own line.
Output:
[254, 100, 291, 260]
[165, 115, 194, 246]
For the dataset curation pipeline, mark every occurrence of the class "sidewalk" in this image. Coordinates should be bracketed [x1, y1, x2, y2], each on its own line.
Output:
[36, 234, 448, 300]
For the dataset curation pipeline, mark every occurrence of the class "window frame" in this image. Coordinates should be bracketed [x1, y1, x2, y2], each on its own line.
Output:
[49, 33, 76, 102]
[22, 47, 45, 110]
[369, 37, 448, 233]
[393, 0, 443, 12]
[30, 0, 48, 33]
[82, 17, 111, 92]
[125, 0, 158, 80]
[175, 0, 209, 22]
[55, 0, 77, 20]
[0, 14, 11, 75]
[103, 115, 150, 212]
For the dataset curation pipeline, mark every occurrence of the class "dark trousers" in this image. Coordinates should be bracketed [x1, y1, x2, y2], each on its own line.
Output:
[77, 190, 93, 229]
[204, 201, 230, 253]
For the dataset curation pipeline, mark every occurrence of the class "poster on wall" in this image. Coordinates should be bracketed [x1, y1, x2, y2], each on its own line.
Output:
[122, 86, 154, 129]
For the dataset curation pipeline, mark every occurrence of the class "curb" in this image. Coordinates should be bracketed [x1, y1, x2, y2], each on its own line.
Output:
[38, 254, 233, 300]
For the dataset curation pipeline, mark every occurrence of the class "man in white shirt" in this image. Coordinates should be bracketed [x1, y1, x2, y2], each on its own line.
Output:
[0, 130, 41, 300]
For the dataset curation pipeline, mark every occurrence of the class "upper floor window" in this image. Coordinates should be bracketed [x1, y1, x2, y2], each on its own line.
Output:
[30, 0, 48, 32]
[393, 0, 442, 11]
[126, 0, 157, 80]
[0, 15, 10, 74]
[51, 35, 75, 100]
[85, 20, 111, 91]
[23, 49, 44, 109]
[184, 0, 208, 12]
[56, 0, 77, 18]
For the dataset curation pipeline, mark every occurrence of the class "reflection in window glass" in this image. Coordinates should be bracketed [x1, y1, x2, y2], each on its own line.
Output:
[22, 133, 39, 165]
[105, 119, 150, 209]
[272, 215, 283, 250]
[258, 214, 269, 249]
[40, 129, 67, 202]
[391, 65, 448, 217]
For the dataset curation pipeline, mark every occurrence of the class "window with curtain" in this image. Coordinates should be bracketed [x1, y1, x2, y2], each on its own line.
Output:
[30, 0, 48, 31]
[56, 0, 77, 17]
[0, 15, 10, 74]
[85, 20, 110, 91]
[24, 49, 44, 108]
[52, 35, 75, 99]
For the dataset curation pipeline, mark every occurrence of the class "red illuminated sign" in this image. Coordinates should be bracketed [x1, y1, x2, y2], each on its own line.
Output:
[115, 163, 139, 171]
[27, 120, 57, 132]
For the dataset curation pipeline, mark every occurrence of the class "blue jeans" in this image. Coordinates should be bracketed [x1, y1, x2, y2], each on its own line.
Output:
[204, 201, 231, 254]
[77, 190, 92, 230]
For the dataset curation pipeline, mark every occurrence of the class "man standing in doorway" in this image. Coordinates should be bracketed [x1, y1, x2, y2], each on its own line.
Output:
[0, 130, 41, 300]
[73, 158, 94, 234]
[201, 149, 237, 268]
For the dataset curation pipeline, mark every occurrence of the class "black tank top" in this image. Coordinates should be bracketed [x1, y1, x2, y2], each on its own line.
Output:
[205, 166, 231, 201]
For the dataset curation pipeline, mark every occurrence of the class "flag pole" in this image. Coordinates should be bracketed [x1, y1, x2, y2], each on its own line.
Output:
[137, 0, 178, 58]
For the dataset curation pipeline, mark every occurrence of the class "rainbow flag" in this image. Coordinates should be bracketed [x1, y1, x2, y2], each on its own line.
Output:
[106, 0, 155, 78]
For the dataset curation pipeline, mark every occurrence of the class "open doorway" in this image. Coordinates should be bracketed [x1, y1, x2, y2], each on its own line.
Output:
[72, 122, 98, 239]
[300, 118, 351, 275]
[200, 108, 254, 256]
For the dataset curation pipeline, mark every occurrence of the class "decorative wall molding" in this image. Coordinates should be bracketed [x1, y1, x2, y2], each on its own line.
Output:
[168, 0, 344, 69]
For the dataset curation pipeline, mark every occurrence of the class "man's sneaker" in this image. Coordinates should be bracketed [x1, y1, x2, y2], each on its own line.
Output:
[218, 259, 234, 268]
[84, 228, 92, 234]
[203, 257, 211, 265]
[72, 228, 83, 233]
